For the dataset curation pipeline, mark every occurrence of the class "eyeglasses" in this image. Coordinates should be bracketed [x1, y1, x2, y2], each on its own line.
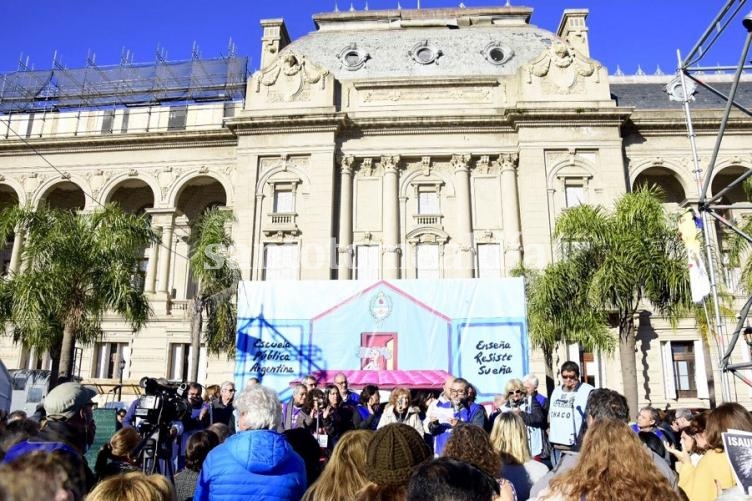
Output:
[449, 389, 466, 395]
[560, 374, 578, 380]
[507, 390, 522, 396]
[225, 388, 236, 392]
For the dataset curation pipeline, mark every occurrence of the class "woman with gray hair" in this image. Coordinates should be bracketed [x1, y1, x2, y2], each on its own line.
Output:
[193, 384, 307, 500]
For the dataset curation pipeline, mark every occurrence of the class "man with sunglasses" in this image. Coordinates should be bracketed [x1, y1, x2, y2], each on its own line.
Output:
[211, 381, 236, 434]
[547, 361, 593, 466]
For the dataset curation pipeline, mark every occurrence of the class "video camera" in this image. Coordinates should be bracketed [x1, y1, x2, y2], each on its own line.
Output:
[134, 377, 188, 430]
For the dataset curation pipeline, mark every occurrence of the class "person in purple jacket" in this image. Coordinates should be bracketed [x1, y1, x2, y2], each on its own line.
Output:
[425, 377, 485, 456]
[194, 383, 306, 501]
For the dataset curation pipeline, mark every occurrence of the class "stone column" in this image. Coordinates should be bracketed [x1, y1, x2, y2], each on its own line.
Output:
[381, 155, 401, 279]
[8, 227, 24, 276]
[153, 211, 175, 295]
[499, 153, 522, 270]
[451, 154, 475, 278]
[337, 155, 355, 280]
[144, 236, 159, 294]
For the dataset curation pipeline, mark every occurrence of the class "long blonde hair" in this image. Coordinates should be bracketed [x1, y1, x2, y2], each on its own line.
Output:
[490, 412, 531, 465]
[301, 430, 372, 501]
[87, 472, 175, 501]
[545, 420, 680, 501]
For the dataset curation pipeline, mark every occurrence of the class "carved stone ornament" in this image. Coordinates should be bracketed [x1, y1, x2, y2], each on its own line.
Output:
[256, 52, 330, 102]
[527, 41, 598, 89]
[496, 152, 519, 171]
[450, 154, 472, 172]
[339, 155, 355, 175]
[361, 158, 374, 177]
[421, 156, 432, 176]
[338, 43, 370, 71]
[665, 76, 696, 103]
[476, 156, 491, 175]
[87, 169, 110, 198]
[380, 155, 402, 173]
[481, 41, 515, 66]
[409, 41, 443, 65]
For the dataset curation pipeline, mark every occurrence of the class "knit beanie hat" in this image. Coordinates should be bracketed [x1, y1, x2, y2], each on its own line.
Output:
[366, 423, 431, 486]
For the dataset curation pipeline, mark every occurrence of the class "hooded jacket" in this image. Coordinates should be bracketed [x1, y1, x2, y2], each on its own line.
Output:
[193, 428, 306, 501]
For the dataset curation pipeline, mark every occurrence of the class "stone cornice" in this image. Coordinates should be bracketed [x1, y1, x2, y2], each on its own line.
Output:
[0, 129, 237, 156]
[226, 112, 347, 136]
[505, 107, 631, 128]
[625, 109, 752, 135]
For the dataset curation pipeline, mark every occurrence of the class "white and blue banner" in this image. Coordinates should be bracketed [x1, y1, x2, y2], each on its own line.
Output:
[234, 278, 528, 400]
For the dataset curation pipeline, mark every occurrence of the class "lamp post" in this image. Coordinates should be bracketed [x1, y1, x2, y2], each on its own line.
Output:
[118, 358, 126, 402]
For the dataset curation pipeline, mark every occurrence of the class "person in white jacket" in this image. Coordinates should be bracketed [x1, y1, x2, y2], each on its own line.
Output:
[377, 386, 424, 438]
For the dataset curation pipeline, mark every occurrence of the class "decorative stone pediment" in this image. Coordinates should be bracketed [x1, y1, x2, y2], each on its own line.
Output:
[521, 41, 608, 100]
[247, 52, 335, 111]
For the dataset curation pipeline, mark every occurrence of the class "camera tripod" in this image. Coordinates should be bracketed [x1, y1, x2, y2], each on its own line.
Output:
[136, 423, 176, 482]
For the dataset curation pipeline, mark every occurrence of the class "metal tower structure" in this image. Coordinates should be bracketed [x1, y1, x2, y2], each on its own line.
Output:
[671, 0, 752, 397]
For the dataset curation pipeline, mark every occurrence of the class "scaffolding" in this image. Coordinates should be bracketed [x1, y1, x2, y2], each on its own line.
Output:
[0, 56, 248, 114]
[673, 0, 752, 399]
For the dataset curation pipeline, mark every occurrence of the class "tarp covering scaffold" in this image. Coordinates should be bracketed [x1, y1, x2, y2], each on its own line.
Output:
[0, 56, 248, 114]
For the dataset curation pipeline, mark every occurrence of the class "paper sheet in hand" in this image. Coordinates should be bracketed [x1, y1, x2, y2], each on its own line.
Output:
[431, 405, 455, 424]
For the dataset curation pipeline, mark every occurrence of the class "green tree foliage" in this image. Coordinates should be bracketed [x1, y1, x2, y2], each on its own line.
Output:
[186, 208, 240, 381]
[0, 204, 158, 388]
[545, 186, 691, 412]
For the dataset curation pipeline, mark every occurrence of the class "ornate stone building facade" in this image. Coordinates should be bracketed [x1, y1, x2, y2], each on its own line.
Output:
[0, 5, 750, 407]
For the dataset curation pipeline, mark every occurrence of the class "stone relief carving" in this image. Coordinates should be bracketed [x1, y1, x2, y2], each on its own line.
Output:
[360, 87, 492, 105]
[360, 158, 374, 177]
[526, 41, 599, 91]
[22, 173, 44, 197]
[379, 155, 402, 173]
[421, 156, 432, 177]
[339, 155, 355, 175]
[476, 156, 491, 175]
[450, 154, 472, 172]
[87, 169, 110, 198]
[256, 53, 330, 103]
[156, 165, 181, 200]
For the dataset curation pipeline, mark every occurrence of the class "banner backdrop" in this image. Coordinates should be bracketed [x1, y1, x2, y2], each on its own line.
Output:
[234, 278, 528, 400]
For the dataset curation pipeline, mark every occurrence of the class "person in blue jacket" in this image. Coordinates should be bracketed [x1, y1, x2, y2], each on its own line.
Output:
[193, 383, 307, 501]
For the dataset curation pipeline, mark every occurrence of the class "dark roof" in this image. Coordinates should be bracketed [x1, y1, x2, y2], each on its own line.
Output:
[610, 79, 752, 110]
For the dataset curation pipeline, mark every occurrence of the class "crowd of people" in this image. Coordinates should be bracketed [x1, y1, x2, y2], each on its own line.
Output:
[0, 362, 749, 500]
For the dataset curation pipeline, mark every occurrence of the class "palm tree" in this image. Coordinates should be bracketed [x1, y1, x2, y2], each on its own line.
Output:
[552, 186, 692, 413]
[186, 207, 240, 382]
[521, 255, 615, 395]
[0, 204, 158, 388]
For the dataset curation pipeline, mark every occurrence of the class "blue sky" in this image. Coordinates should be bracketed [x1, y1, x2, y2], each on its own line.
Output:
[0, 1, 747, 76]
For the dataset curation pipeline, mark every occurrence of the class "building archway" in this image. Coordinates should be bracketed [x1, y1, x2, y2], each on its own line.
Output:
[106, 179, 156, 215]
[632, 167, 686, 204]
[39, 181, 86, 211]
[173, 176, 229, 300]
